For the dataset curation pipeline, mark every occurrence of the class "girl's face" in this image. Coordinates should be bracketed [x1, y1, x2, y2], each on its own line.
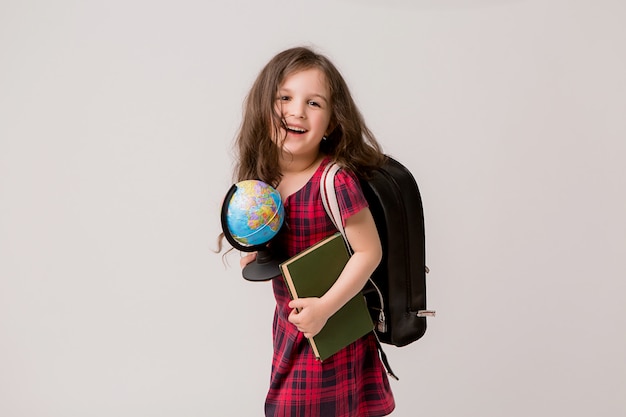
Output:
[275, 68, 332, 160]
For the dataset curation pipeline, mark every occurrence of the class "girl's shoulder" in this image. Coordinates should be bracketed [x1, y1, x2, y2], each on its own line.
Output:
[323, 157, 361, 188]
[324, 158, 367, 210]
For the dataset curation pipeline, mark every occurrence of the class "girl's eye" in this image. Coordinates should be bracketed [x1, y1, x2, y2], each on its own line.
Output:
[308, 101, 320, 107]
[279, 96, 290, 101]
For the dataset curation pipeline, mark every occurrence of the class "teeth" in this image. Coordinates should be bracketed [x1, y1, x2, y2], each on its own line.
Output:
[287, 126, 306, 133]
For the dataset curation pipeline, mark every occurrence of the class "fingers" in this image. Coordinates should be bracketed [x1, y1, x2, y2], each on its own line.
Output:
[288, 306, 300, 324]
[287, 306, 303, 332]
[287, 310, 309, 338]
[239, 252, 257, 268]
[288, 299, 305, 310]
[287, 298, 326, 339]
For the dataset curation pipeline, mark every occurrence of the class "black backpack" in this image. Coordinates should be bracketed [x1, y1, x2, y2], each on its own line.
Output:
[321, 156, 435, 349]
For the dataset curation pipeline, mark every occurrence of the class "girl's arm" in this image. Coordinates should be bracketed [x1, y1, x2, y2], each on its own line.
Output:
[288, 207, 382, 338]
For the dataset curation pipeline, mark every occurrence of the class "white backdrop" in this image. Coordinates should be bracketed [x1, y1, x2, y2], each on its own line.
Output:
[1, 1, 625, 416]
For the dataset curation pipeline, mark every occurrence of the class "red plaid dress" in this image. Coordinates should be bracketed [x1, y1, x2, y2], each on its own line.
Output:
[265, 157, 395, 417]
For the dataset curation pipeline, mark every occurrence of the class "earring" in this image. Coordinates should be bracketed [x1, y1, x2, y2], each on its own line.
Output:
[322, 136, 327, 141]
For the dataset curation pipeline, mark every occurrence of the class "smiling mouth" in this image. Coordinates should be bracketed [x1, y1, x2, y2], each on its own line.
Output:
[285, 125, 307, 134]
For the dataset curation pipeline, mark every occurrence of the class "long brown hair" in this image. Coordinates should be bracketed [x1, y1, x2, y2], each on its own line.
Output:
[234, 46, 385, 186]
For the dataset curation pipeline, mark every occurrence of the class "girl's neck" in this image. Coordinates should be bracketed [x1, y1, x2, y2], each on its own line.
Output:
[276, 152, 325, 200]
[279, 152, 324, 175]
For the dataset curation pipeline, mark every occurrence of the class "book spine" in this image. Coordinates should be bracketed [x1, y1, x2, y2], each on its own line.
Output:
[279, 265, 322, 360]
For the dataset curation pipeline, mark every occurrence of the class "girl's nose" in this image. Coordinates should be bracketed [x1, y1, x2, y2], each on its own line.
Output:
[288, 101, 307, 119]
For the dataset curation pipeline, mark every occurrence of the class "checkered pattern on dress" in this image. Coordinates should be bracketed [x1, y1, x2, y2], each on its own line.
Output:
[265, 157, 395, 417]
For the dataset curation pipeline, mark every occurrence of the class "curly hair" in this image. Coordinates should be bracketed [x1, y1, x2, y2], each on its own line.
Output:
[234, 46, 386, 186]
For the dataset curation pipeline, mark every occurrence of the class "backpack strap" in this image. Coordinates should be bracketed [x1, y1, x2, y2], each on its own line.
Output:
[320, 162, 349, 250]
[373, 332, 399, 381]
[320, 162, 399, 381]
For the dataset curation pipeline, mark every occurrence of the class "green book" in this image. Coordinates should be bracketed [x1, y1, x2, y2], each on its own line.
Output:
[279, 232, 374, 361]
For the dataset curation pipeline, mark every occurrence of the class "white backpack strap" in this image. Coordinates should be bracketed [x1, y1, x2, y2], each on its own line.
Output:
[320, 162, 350, 252]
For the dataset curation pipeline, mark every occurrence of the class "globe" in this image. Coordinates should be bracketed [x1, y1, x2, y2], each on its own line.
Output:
[224, 180, 285, 247]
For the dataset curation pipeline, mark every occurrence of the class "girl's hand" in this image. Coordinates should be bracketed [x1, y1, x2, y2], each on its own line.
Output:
[287, 298, 330, 339]
[239, 252, 257, 268]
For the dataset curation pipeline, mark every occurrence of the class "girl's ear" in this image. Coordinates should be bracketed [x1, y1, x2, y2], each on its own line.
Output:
[326, 124, 339, 138]
[325, 121, 338, 138]
[320, 124, 341, 154]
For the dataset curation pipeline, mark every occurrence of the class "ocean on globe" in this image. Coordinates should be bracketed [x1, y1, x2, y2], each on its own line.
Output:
[225, 180, 285, 247]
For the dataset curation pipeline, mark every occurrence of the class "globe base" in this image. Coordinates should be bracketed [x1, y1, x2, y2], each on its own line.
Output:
[242, 248, 282, 281]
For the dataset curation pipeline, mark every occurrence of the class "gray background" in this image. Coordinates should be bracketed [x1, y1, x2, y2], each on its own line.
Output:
[1, 0, 625, 416]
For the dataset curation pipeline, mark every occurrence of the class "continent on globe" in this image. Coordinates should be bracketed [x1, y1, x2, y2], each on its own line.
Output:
[225, 180, 285, 247]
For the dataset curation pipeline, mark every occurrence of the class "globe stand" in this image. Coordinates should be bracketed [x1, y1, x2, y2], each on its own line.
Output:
[242, 246, 282, 282]
[221, 183, 285, 282]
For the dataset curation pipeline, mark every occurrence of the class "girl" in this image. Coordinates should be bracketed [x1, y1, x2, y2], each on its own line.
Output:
[234, 46, 395, 417]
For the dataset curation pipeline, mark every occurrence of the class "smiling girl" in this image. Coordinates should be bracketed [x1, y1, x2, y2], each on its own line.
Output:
[234, 46, 395, 417]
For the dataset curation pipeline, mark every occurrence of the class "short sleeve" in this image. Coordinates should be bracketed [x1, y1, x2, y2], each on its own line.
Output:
[334, 168, 368, 227]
